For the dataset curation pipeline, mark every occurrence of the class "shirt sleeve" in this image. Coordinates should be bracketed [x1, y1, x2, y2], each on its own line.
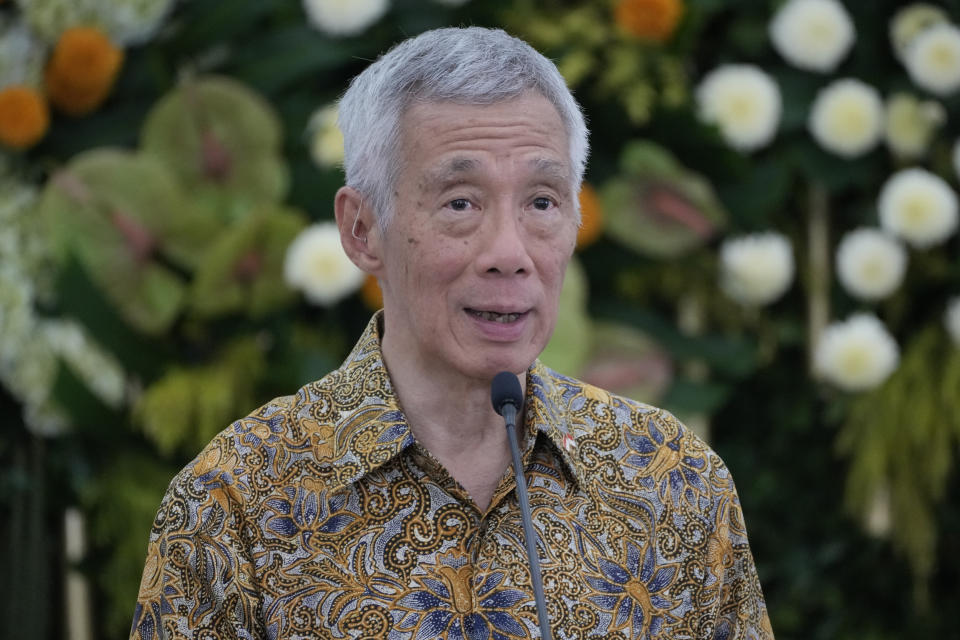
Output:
[130, 449, 264, 640]
[708, 479, 775, 640]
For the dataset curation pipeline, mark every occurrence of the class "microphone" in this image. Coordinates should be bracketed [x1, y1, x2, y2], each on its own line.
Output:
[491, 371, 552, 640]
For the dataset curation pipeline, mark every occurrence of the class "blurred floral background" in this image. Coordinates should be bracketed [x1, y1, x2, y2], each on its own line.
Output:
[2, 0, 960, 637]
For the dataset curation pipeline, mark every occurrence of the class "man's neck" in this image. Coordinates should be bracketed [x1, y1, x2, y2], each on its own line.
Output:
[380, 337, 521, 512]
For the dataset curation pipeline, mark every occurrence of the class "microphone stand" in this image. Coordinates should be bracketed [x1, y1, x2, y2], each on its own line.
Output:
[500, 400, 553, 640]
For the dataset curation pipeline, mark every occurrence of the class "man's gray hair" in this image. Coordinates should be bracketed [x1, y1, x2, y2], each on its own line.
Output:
[337, 27, 589, 230]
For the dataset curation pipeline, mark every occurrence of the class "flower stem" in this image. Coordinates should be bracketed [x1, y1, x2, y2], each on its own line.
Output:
[807, 182, 830, 376]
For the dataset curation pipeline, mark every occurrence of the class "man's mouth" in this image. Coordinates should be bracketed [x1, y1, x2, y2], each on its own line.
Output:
[466, 308, 523, 323]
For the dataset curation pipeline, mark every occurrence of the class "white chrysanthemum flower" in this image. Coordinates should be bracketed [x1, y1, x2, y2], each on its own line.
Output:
[0, 16, 47, 88]
[878, 168, 958, 248]
[43, 319, 126, 409]
[836, 228, 907, 301]
[719, 232, 795, 306]
[284, 222, 365, 305]
[904, 23, 960, 96]
[890, 3, 949, 62]
[815, 313, 899, 391]
[306, 104, 344, 168]
[769, 0, 855, 72]
[884, 93, 945, 159]
[696, 64, 782, 152]
[15, 0, 175, 46]
[809, 78, 884, 158]
[946, 297, 960, 346]
[302, 0, 389, 37]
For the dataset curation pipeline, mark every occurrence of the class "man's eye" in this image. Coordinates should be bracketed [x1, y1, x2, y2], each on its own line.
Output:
[448, 198, 472, 211]
[532, 197, 555, 211]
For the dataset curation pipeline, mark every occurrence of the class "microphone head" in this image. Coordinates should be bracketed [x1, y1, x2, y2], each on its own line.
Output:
[491, 371, 524, 416]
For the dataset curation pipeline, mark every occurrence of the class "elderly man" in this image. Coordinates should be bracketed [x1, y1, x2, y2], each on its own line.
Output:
[132, 27, 773, 640]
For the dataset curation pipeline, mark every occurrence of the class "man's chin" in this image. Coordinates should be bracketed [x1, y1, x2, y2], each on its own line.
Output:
[469, 349, 539, 382]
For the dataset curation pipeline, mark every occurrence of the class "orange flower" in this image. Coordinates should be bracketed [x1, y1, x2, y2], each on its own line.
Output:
[0, 86, 50, 150]
[614, 0, 684, 43]
[360, 274, 383, 310]
[576, 182, 604, 249]
[45, 27, 123, 116]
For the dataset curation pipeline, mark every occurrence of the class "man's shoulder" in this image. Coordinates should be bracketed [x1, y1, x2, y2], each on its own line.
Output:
[534, 363, 686, 437]
[164, 392, 302, 497]
[169, 351, 400, 500]
[171, 374, 335, 492]
[533, 365, 729, 492]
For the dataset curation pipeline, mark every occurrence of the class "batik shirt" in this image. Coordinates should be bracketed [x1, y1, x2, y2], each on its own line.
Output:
[132, 314, 774, 640]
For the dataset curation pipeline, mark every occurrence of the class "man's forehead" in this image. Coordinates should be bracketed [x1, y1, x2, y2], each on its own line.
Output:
[424, 155, 569, 178]
[423, 156, 570, 191]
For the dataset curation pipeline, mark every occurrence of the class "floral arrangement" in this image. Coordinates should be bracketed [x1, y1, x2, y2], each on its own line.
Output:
[2, 0, 960, 637]
[506, 0, 960, 608]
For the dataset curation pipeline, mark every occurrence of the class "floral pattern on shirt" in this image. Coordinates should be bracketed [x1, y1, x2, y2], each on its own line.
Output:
[131, 313, 774, 640]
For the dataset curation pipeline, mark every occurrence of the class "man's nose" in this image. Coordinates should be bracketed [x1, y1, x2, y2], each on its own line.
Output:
[476, 205, 535, 276]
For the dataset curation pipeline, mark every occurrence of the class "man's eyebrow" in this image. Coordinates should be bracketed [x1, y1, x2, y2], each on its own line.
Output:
[422, 156, 572, 187]
[423, 157, 479, 186]
[529, 157, 572, 184]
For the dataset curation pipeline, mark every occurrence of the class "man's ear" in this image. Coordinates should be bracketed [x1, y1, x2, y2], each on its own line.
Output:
[335, 186, 383, 274]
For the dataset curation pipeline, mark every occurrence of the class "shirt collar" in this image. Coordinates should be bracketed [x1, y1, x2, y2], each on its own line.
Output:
[296, 312, 584, 493]
[295, 312, 415, 492]
[524, 362, 588, 482]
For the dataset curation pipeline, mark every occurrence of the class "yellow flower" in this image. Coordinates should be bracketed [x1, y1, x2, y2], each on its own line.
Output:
[576, 182, 604, 249]
[614, 0, 684, 43]
[45, 27, 123, 116]
[0, 85, 49, 149]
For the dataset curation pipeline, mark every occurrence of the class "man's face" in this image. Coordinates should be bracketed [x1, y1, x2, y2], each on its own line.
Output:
[375, 93, 578, 385]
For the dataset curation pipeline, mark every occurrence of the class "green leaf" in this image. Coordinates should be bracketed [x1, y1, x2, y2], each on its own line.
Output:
[134, 339, 266, 454]
[49, 362, 119, 437]
[228, 26, 376, 95]
[593, 302, 759, 377]
[717, 158, 792, 229]
[52, 257, 171, 379]
[776, 69, 821, 133]
[787, 139, 885, 193]
[168, 0, 278, 50]
[727, 16, 768, 57]
[37, 150, 192, 335]
[189, 206, 306, 319]
[141, 75, 289, 204]
[661, 377, 731, 415]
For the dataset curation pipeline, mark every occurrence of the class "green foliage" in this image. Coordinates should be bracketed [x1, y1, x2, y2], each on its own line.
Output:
[3, 0, 960, 637]
[141, 75, 289, 204]
[189, 207, 306, 318]
[838, 325, 960, 603]
[134, 339, 267, 455]
[511, 1, 689, 125]
[37, 150, 192, 334]
[84, 454, 180, 638]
